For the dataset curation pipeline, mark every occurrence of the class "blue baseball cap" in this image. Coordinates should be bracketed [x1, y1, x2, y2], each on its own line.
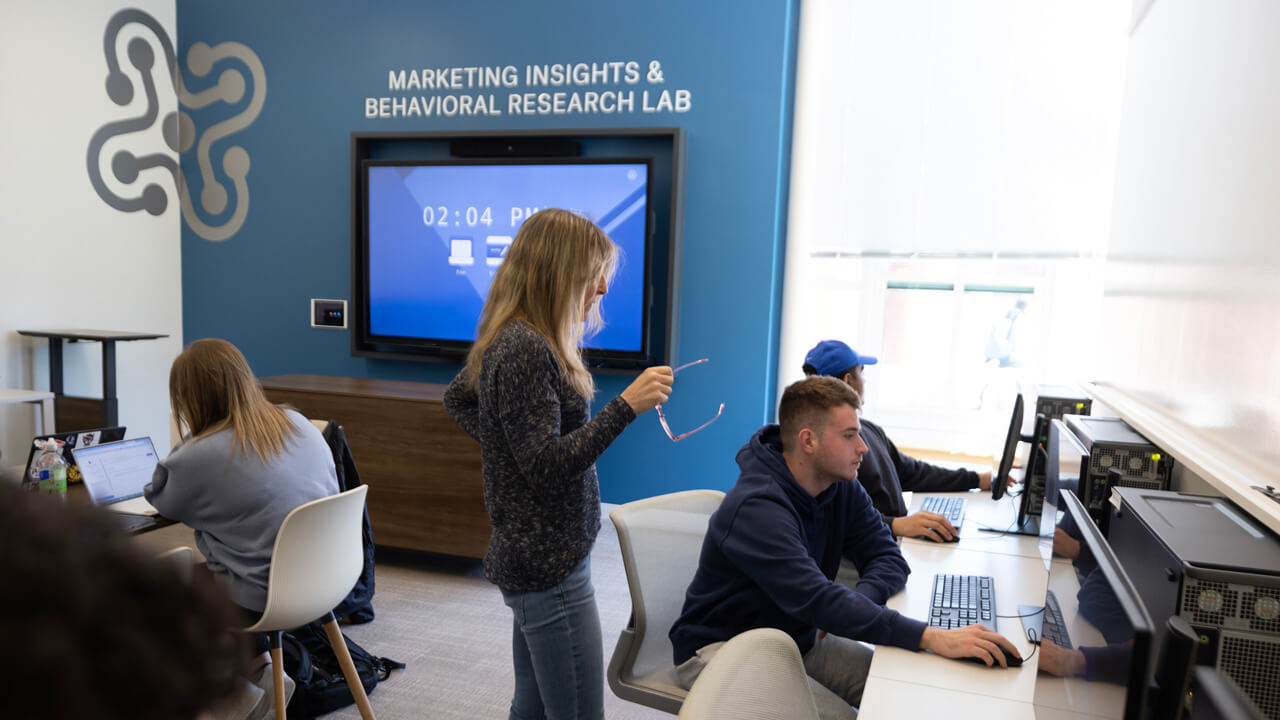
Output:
[804, 340, 878, 377]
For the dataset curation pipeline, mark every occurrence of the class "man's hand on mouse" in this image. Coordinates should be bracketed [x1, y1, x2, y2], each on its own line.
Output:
[892, 511, 957, 542]
[920, 625, 1022, 667]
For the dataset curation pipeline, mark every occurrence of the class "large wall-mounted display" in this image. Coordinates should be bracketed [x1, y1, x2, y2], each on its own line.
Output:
[351, 129, 684, 370]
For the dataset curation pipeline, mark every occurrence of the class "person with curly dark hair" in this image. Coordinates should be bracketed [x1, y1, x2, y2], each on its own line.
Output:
[0, 485, 245, 720]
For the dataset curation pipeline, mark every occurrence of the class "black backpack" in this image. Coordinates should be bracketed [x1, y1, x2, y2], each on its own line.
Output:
[320, 421, 377, 624]
[281, 622, 405, 719]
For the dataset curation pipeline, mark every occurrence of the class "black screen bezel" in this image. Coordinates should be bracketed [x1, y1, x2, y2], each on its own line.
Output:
[357, 156, 656, 366]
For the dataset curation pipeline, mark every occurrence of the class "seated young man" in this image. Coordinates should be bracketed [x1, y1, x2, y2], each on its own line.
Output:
[804, 340, 1008, 542]
[669, 376, 1019, 720]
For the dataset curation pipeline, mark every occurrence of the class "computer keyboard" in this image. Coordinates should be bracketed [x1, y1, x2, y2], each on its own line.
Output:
[1041, 590, 1073, 648]
[929, 574, 997, 631]
[921, 495, 966, 528]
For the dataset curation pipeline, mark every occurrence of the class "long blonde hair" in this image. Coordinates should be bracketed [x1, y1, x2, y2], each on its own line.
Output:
[464, 208, 618, 398]
[169, 338, 299, 462]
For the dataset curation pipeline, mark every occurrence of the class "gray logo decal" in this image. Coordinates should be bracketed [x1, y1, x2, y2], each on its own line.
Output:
[87, 9, 266, 242]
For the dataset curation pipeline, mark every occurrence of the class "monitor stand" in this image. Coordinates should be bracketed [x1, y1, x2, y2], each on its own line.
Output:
[979, 514, 1042, 536]
[980, 469, 1044, 536]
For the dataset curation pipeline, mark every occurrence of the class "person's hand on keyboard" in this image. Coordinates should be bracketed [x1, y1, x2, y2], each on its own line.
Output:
[1036, 637, 1085, 676]
[920, 624, 1022, 667]
[891, 511, 957, 542]
[1052, 527, 1081, 559]
[978, 471, 1017, 492]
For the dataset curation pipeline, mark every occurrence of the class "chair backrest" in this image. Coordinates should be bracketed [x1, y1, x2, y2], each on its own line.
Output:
[608, 489, 724, 712]
[249, 485, 369, 632]
[677, 627, 820, 720]
[157, 545, 194, 583]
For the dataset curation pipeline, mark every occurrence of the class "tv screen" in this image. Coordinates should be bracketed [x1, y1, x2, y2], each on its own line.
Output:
[361, 159, 652, 363]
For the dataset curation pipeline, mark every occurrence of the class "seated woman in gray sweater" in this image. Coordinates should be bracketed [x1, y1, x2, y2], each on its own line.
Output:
[144, 338, 339, 615]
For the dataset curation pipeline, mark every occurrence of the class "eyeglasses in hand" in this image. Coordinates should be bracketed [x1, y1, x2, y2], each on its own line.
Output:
[656, 358, 725, 442]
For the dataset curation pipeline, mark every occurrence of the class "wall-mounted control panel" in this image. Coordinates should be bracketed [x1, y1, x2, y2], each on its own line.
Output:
[311, 299, 347, 329]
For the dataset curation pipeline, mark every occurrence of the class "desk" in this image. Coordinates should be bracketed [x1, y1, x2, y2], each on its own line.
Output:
[16, 329, 168, 430]
[0, 387, 56, 434]
[859, 678, 1036, 719]
[900, 490, 1052, 560]
[859, 491, 1056, 718]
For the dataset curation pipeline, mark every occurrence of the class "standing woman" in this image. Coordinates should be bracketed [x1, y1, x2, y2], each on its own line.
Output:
[145, 338, 339, 620]
[444, 208, 673, 720]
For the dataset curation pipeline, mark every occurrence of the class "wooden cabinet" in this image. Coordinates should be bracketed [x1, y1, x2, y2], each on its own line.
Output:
[260, 374, 489, 558]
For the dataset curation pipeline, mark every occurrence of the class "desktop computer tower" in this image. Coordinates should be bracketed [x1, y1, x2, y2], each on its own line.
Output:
[1110, 487, 1280, 720]
[1033, 385, 1092, 422]
[1062, 414, 1172, 524]
[1018, 389, 1090, 519]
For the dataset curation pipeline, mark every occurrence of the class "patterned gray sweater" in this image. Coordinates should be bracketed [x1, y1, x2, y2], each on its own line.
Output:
[444, 320, 635, 592]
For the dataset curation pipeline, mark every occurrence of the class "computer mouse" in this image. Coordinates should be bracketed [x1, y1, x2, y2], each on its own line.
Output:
[963, 647, 1023, 668]
[919, 528, 961, 543]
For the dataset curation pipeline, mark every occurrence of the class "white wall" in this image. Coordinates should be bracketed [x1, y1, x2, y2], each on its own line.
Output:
[1099, 0, 1280, 492]
[0, 1, 181, 465]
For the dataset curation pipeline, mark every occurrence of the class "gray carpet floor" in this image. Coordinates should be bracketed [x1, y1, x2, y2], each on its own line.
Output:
[131, 503, 672, 719]
[322, 505, 671, 720]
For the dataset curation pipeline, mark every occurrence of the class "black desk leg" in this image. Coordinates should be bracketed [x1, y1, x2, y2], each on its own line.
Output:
[101, 341, 118, 427]
[48, 338, 64, 395]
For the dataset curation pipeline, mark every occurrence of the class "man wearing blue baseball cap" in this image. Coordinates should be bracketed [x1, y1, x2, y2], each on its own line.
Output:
[803, 340, 1004, 542]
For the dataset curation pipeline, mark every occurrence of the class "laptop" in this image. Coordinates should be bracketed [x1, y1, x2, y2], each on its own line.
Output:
[23, 426, 126, 483]
[71, 437, 161, 516]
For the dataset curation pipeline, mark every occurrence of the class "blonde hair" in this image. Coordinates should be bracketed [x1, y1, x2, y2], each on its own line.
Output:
[464, 208, 618, 398]
[169, 338, 299, 462]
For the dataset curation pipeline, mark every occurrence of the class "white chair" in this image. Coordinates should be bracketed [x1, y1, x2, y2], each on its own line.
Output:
[607, 489, 725, 714]
[157, 545, 194, 583]
[245, 485, 375, 720]
[677, 628, 821, 720]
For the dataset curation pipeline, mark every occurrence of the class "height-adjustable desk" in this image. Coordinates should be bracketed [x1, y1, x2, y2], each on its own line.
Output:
[17, 329, 167, 431]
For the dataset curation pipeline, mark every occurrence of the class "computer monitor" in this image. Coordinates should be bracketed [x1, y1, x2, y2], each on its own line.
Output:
[1004, 411, 1053, 535]
[991, 393, 1024, 501]
[994, 413, 1061, 538]
[1154, 616, 1201, 720]
[1031, 490, 1156, 720]
[1186, 666, 1266, 720]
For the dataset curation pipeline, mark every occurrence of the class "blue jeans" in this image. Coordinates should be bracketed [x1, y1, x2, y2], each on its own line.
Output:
[500, 557, 603, 720]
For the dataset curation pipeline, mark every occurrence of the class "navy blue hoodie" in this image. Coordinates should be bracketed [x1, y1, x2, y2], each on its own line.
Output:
[670, 425, 928, 664]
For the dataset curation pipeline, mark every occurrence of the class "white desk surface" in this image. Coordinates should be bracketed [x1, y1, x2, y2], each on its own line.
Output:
[901, 489, 1053, 561]
[0, 387, 55, 434]
[0, 388, 54, 402]
[867, 543, 1049, 703]
[859, 678, 1036, 719]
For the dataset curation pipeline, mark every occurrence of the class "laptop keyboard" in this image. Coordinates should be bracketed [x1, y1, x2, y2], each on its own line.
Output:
[1042, 590, 1072, 648]
[930, 574, 997, 631]
[113, 513, 156, 534]
[921, 496, 966, 527]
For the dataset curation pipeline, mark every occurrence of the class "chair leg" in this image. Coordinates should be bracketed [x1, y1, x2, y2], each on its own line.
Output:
[322, 613, 376, 720]
[269, 631, 287, 720]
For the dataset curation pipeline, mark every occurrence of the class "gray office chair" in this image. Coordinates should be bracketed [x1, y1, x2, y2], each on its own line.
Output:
[677, 628, 820, 720]
[607, 489, 725, 714]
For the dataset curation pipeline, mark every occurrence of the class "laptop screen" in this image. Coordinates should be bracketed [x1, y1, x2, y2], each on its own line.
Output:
[73, 437, 158, 504]
[23, 426, 126, 479]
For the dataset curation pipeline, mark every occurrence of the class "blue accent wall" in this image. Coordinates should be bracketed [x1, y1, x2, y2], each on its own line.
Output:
[177, 0, 799, 502]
